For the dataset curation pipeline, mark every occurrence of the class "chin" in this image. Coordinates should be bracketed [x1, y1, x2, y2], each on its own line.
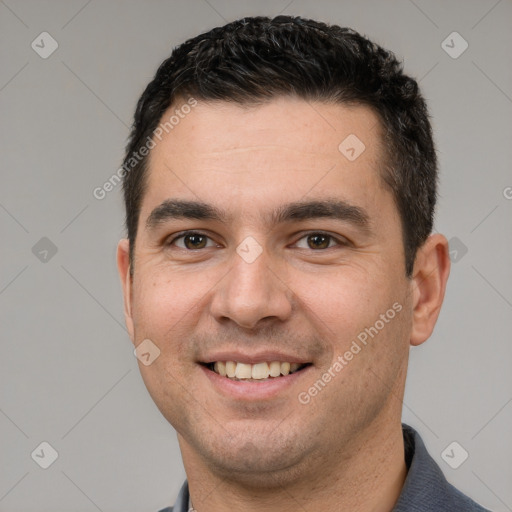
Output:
[198, 428, 312, 485]
[211, 452, 309, 489]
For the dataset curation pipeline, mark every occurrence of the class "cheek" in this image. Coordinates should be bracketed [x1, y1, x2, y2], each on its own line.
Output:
[131, 267, 207, 344]
[291, 264, 394, 337]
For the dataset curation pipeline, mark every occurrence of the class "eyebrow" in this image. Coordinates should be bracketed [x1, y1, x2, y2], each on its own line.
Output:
[145, 198, 372, 233]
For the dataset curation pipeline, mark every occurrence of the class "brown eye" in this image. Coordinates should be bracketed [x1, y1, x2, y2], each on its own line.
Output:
[306, 234, 332, 249]
[183, 234, 207, 249]
[294, 232, 346, 250]
[169, 232, 215, 250]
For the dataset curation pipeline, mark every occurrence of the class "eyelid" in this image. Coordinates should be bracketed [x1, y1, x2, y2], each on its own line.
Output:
[165, 230, 350, 250]
[292, 231, 351, 249]
[165, 230, 220, 248]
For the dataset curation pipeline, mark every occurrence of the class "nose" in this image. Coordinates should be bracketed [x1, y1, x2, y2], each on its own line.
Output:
[209, 244, 293, 330]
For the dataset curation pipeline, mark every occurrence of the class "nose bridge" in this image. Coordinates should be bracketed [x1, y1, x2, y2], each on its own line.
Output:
[210, 239, 292, 328]
[233, 245, 275, 298]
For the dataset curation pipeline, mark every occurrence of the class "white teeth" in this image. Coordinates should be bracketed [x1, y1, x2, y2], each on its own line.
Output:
[269, 361, 281, 377]
[252, 362, 270, 379]
[211, 360, 306, 379]
[235, 362, 252, 379]
[214, 361, 227, 377]
[226, 361, 236, 378]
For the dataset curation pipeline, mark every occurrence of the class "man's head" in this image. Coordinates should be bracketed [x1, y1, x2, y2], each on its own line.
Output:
[121, 16, 437, 279]
[117, 15, 449, 494]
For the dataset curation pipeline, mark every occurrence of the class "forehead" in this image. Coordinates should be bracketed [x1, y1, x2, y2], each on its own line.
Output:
[142, 97, 390, 223]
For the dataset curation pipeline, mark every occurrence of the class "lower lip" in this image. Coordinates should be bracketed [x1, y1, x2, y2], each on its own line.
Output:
[199, 364, 311, 401]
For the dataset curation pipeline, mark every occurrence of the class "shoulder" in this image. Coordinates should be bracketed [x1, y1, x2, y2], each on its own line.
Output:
[394, 425, 492, 511]
[445, 483, 493, 511]
[157, 480, 189, 512]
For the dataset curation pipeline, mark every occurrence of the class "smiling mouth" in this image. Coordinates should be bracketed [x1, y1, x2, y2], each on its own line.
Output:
[202, 361, 311, 381]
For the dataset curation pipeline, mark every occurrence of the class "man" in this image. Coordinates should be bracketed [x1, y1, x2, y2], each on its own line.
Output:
[116, 16, 491, 512]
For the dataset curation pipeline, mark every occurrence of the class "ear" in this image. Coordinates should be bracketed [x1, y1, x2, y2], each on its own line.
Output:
[410, 233, 451, 346]
[117, 238, 135, 343]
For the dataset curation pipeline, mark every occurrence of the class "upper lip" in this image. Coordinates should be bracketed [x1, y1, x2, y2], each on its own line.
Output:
[199, 350, 311, 365]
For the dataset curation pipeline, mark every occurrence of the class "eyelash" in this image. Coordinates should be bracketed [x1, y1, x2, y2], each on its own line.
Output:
[166, 230, 349, 250]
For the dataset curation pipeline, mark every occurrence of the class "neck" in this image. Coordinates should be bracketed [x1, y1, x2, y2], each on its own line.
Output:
[179, 417, 407, 512]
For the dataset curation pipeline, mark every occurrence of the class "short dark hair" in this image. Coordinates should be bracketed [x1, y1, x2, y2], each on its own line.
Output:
[122, 15, 437, 277]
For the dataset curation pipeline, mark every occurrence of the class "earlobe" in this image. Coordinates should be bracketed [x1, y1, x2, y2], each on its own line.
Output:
[410, 234, 451, 346]
[116, 238, 135, 342]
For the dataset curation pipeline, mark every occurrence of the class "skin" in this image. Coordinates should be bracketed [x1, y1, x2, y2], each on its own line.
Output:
[117, 97, 450, 512]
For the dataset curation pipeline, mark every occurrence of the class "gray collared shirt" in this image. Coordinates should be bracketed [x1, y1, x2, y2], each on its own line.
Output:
[158, 424, 491, 512]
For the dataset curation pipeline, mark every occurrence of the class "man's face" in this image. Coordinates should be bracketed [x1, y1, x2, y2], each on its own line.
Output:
[119, 97, 415, 482]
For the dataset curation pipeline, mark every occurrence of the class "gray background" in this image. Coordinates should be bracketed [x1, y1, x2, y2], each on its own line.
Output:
[1, 0, 511, 511]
